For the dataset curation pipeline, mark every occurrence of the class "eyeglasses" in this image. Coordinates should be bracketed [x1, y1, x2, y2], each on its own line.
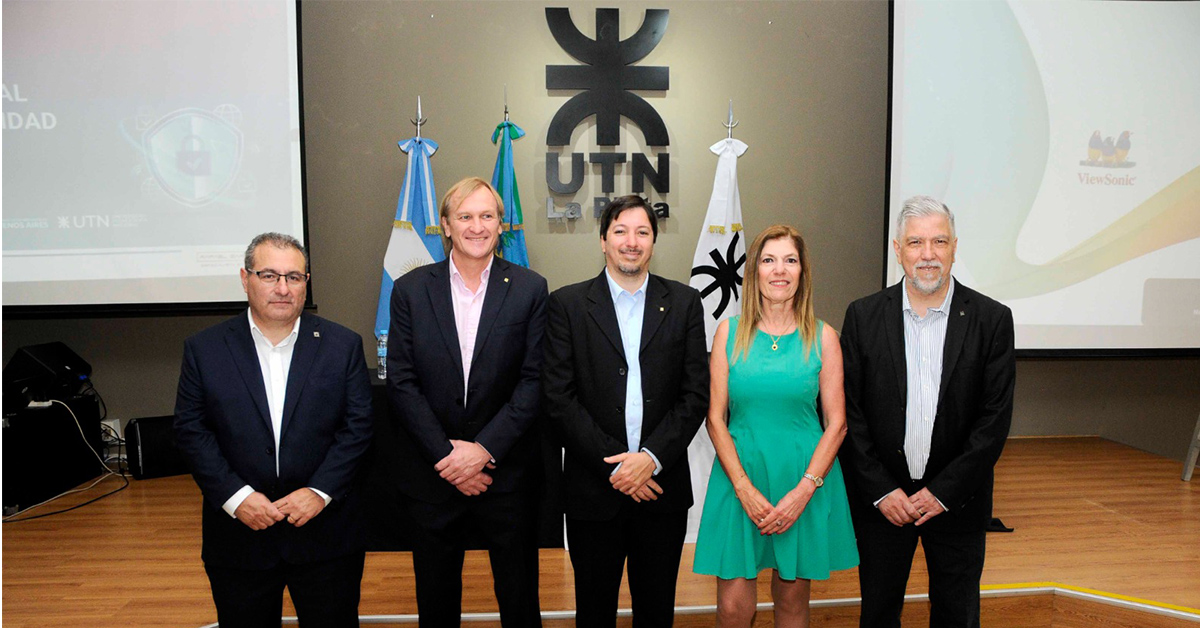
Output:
[247, 269, 309, 286]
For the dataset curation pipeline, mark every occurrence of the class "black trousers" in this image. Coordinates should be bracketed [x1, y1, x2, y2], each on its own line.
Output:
[205, 551, 365, 628]
[402, 490, 542, 628]
[566, 507, 688, 628]
[853, 501, 986, 628]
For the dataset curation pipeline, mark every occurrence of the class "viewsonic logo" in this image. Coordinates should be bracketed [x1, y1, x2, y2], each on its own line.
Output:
[544, 8, 672, 214]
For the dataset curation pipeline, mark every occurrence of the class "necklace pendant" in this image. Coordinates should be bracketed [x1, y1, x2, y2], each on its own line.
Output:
[771, 342, 779, 351]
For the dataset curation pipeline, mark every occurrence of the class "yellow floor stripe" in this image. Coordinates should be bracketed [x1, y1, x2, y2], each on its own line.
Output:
[983, 582, 1200, 615]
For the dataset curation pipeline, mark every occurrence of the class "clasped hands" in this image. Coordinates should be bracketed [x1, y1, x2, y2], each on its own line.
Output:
[604, 451, 663, 503]
[435, 439, 496, 496]
[736, 481, 813, 536]
[234, 488, 325, 530]
[879, 487, 944, 527]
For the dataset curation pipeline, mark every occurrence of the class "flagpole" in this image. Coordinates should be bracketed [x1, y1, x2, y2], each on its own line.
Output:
[412, 96, 426, 139]
[724, 99, 738, 139]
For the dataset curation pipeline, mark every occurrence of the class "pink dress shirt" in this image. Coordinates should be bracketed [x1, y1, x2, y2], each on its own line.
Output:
[448, 254, 493, 403]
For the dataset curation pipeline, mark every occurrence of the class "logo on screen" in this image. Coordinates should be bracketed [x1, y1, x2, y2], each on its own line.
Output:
[1078, 129, 1136, 186]
[1080, 130, 1135, 169]
[142, 109, 243, 207]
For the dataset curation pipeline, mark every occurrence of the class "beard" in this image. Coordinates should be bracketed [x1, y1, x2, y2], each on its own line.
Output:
[908, 262, 946, 295]
[616, 248, 645, 276]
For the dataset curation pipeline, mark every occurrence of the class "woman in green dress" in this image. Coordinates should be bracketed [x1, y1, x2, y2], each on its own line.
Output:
[694, 225, 858, 627]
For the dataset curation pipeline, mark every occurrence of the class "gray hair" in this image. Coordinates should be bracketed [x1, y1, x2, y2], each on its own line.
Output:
[244, 232, 309, 271]
[896, 195, 956, 239]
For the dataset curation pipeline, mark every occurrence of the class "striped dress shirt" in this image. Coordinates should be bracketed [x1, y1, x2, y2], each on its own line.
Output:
[901, 277, 955, 482]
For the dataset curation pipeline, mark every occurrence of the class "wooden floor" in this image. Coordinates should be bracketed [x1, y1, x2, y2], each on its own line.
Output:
[3, 437, 1198, 627]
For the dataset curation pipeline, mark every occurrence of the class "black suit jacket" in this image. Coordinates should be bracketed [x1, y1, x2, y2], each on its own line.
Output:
[840, 280, 1015, 529]
[543, 271, 709, 521]
[385, 257, 548, 503]
[174, 313, 374, 569]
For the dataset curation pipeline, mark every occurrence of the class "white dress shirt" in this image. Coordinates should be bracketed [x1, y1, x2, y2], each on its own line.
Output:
[221, 311, 330, 517]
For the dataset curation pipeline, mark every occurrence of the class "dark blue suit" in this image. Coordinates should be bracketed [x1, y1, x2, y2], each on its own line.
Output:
[174, 312, 373, 626]
[385, 256, 548, 628]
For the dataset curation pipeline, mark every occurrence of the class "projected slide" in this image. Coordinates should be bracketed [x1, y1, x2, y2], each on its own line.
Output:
[889, 0, 1200, 351]
[2, 0, 305, 308]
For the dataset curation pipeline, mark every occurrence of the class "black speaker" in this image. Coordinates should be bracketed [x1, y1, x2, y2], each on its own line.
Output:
[3, 394, 103, 515]
[3, 342, 93, 415]
[126, 415, 189, 480]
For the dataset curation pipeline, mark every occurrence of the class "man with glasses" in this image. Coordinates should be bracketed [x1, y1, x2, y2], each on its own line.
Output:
[175, 232, 373, 627]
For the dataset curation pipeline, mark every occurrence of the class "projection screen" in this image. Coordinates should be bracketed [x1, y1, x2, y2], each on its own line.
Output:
[887, 0, 1200, 353]
[2, 0, 308, 313]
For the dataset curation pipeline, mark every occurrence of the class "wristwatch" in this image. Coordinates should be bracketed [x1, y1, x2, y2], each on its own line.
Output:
[803, 473, 824, 488]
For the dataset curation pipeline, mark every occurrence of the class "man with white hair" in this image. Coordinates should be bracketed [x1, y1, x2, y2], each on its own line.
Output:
[840, 196, 1016, 628]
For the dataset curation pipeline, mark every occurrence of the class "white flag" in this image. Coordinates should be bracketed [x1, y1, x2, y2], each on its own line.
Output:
[684, 137, 748, 543]
[689, 138, 749, 350]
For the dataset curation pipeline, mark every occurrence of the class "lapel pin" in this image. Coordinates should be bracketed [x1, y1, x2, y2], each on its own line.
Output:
[659, 306, 665, 312]
[959, 311, 965, 316]
[314, 331, 321, 337]
[504, 277, 510, 283]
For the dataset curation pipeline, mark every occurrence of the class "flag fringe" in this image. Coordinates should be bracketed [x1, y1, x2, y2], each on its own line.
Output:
[394, 220, 413, 230]
[425, 226, 441, 235]
[501, 224, 525, 232]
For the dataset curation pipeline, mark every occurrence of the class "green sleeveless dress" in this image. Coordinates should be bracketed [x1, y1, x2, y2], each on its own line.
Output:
[693, 317, 859, 580]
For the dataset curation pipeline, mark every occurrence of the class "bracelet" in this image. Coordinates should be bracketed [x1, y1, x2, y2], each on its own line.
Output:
[803, 472, 824, 488]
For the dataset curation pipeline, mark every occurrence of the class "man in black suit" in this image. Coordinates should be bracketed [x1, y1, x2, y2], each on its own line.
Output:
[840, 196, 1016, 628]
[386, 177, 547, 628]
[543, 195, 709, 628]
[174, 232, 374, 628]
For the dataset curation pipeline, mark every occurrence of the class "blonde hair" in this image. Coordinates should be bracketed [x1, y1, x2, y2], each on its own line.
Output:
[731, 225, 816, 362]
[438, 177, 505, 255]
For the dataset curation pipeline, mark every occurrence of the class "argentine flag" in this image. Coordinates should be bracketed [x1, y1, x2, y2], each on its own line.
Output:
[375, 136, 445, 341]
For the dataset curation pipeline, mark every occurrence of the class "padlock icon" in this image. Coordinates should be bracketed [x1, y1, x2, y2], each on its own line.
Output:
[176, 134, 212, 176]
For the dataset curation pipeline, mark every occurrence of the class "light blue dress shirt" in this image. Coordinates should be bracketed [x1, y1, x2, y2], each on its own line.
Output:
[604, 269, 662, 474]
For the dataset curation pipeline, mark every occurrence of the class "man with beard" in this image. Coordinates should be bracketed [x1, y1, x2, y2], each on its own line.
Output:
[840, 196, 1016, 628]
[543, 195, 709, 628]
